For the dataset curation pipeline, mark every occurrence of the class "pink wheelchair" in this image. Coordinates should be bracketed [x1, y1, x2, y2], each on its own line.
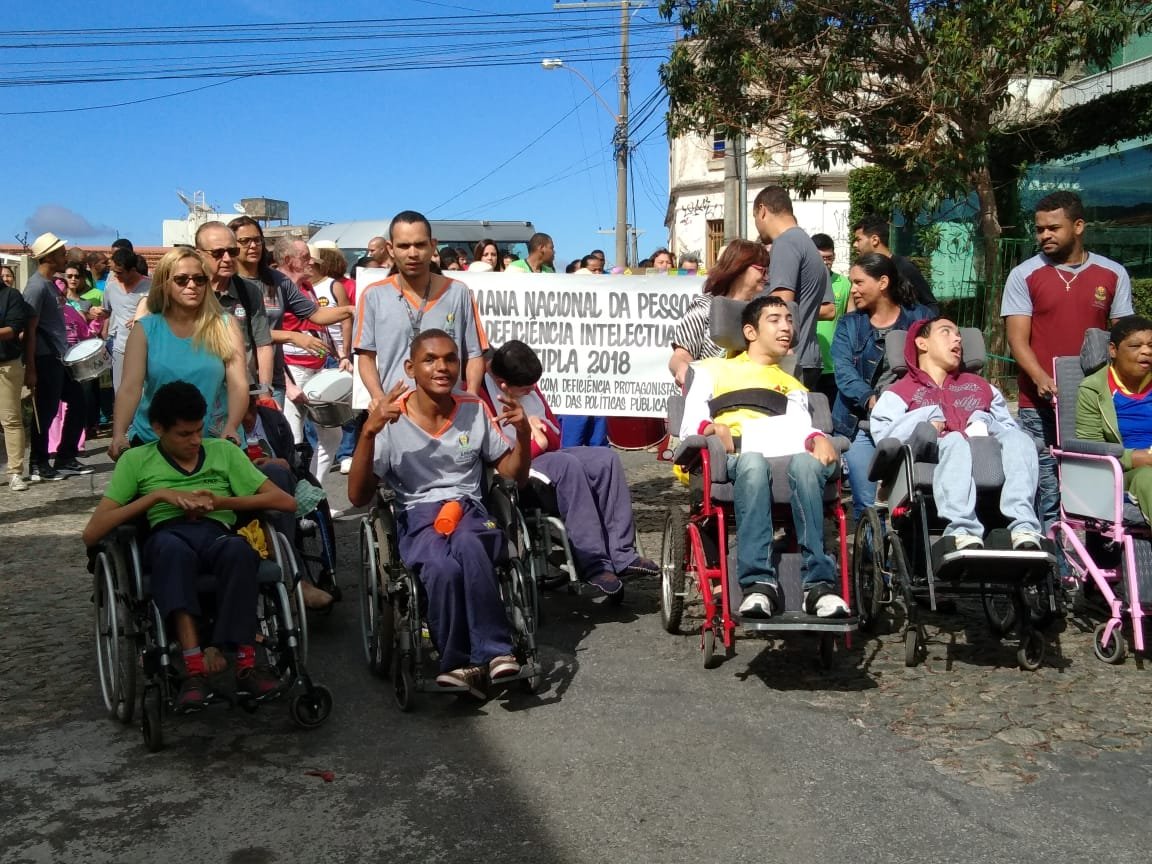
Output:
[1051, 329, 1150, 663]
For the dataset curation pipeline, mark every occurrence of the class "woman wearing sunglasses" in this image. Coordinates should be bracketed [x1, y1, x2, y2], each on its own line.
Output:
[109, 248, 248, 460]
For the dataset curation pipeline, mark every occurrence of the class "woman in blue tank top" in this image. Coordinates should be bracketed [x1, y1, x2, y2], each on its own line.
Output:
[109, 247, 248, 458]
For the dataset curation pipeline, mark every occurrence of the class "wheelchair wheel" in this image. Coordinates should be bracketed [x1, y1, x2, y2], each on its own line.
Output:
[93, 550, 137, 724]
[982, 583, 1056, 638]
[141, 685, 164, 753]
[903, 626, 922, 668]
[659, 508, 687, 634]
[393, 653, 416, 713]
[358, 518, 380, 667]
[1093, 622, 1128, 664]
[851, 509, 886, 633]
[702, 626, 724, 669]
[290, 684, 333, 729]
[1017, 629, 1045, 671]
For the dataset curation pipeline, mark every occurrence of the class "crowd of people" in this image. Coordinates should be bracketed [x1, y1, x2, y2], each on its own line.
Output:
[0, 183, 1143, 705]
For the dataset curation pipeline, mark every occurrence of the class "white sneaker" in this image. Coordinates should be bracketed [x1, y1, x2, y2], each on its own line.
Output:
[953, 534, 984, 551]
[738, 584, 778, 619]
[339, 458, 352, 475]
[1011, 530, 1044, 550]
[804, 584, 850, 618]
[8, 474, 28, 492]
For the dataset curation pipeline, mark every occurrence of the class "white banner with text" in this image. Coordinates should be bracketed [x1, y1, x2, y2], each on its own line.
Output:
[456, 271, 703, 418]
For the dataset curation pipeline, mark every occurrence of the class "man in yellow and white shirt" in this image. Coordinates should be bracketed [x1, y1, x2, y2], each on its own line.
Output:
[680, 295, 849, 620]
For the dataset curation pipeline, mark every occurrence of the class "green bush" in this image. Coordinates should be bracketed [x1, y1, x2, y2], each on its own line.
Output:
[1133, 278, 1152, 316]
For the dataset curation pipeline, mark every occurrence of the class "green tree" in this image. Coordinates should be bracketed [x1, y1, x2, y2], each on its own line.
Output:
[660, 0, 1150, 356]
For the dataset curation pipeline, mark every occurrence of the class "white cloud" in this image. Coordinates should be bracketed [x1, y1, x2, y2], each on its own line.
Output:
[25, 205, 116, 239]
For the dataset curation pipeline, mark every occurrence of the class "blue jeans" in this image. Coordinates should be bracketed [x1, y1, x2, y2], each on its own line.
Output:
[726, 451, 837, 592]
[1016, 406, 1059, 531]
[934, 429, 1041, 537]
[844, 428, 878, 520]
[559, 415, 608, 448]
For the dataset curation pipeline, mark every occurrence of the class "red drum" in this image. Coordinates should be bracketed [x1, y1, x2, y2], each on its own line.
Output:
[607, 416, 668, 451]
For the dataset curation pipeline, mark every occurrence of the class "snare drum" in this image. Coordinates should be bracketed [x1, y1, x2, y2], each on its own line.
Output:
[606, 416, 668, 451]
[302, 369, 354, 427]
[63, 338, 112, 382]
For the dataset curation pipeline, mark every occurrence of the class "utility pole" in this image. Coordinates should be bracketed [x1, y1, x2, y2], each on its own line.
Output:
[554, 1, 634, 268]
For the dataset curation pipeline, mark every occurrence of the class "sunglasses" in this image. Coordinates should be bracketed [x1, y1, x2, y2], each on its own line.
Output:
[236, 237, 263, 247]
[172, 274, 209, 287]
[203, 247, 240, 259]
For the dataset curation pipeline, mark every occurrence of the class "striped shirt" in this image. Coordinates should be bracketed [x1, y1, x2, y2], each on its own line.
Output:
[671, 293, 726, 362]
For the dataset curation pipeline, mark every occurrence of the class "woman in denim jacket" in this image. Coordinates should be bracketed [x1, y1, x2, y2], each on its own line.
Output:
[831, 253, 933, 517]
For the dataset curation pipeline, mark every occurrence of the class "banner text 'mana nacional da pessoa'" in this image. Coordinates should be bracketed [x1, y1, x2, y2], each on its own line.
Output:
[456, 271, 702, 418]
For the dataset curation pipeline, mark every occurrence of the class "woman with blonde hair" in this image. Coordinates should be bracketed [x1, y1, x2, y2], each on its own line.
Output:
[109, 248, 248, 459]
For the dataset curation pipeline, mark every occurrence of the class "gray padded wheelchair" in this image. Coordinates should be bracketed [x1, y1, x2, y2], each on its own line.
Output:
[89, 515, 333, 752]
[851, 328, 1059, 671]
[358, 476, 543, 710]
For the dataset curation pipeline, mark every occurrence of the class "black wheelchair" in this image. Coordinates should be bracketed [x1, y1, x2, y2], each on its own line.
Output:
[89, 514, 333, 751]
[358, 476, 542, 711]
[852, 328, 1059, 671]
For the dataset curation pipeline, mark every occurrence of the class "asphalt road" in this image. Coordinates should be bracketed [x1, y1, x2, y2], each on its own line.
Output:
[2, 444, 1151, 863]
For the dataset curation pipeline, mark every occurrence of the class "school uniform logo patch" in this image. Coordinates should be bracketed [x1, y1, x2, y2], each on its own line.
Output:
[445, 312, 456, 326]
[457, 433, 470, 450]
[1093, 286, 1108, 308]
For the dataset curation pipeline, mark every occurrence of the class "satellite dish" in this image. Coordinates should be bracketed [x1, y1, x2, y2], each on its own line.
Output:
[176, 190, 194, 211]
[233, 202, 249, 214]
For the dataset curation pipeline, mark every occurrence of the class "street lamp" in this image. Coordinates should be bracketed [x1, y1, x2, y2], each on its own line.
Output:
[541, 57, 629, 269]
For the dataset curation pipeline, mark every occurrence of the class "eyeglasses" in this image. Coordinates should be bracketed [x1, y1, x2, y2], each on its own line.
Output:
[202, 247, 240, 259]
[236, 237, 263, 247]
[172, 274, 209, 287]
[65, 273, 83, 279]
[750, 264, 766, 273]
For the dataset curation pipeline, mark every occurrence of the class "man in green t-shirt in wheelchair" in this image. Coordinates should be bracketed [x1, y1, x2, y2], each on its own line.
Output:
[82, 380, 296, 713]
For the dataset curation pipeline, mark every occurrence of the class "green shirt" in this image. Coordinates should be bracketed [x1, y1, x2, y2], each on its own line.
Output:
[817, 271, 852, 374]
[104, 438, 269, 527]
[506, 259, 555, 274]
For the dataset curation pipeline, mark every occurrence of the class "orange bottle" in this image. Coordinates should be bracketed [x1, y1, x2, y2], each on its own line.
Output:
[434, 500, 464, 536]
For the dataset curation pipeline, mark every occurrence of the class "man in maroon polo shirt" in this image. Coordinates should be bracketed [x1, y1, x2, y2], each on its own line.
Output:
[1001, 190, 1134, 531]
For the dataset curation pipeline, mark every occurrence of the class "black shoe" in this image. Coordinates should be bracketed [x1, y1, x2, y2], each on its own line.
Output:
[235, 665, 285, 702]
[55, 458, 94, 476]
[175, 675, 212, 714]
[30, 463, 62, 481]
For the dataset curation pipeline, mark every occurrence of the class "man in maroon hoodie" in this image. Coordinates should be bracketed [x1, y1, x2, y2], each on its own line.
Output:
[868, 318, 1044, 552]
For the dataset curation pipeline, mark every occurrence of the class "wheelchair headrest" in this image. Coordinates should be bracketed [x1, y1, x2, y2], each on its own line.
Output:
[1080, 328, 1110, 375]
[709, 295, 750, 353]
[708, 294, 801, 354]
[885, 325, 986, 376]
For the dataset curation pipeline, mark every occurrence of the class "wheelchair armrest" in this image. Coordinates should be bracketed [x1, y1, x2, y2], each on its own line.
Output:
[673, 435, 709, 469]
[1060, 438, 1126, 459]
[906, 422, 941, 463]
[86, 522, 141, 573]
[867, 437, 904, 483]
[827, 435, 851, 455]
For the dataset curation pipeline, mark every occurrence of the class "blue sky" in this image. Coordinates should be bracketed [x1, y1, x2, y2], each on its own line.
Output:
[0, 0, 674, 266]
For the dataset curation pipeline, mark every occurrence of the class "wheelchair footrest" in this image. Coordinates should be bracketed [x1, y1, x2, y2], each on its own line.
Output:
[740, 612, 858, 634]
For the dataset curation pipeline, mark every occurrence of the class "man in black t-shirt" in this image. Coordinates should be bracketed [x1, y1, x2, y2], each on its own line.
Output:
[852, 215, 938, 312]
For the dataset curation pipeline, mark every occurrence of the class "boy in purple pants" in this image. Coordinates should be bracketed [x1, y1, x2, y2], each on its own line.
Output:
[481, 340, 658, 595]
[348, 329, 532, 696]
